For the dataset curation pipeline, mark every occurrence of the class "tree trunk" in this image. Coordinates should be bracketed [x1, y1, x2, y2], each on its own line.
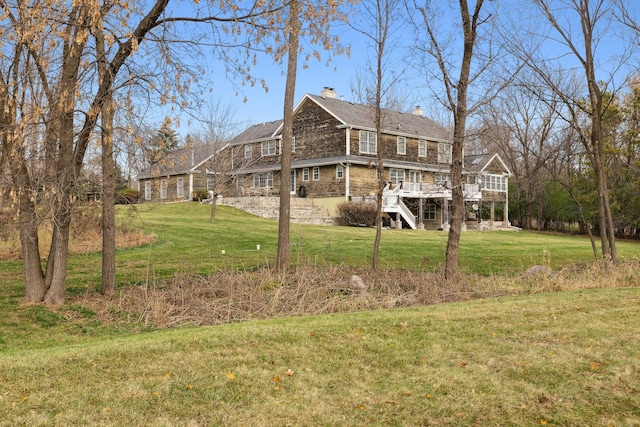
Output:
[101, 91, 117, 296]
[97, 23, 117, 296]
[276, 0, 300, 272]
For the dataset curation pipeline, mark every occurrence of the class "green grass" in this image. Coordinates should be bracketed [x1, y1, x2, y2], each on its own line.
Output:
[117, 203, 640, 277]
[1, 202, 639, 425]
[1, 288, 638, 425]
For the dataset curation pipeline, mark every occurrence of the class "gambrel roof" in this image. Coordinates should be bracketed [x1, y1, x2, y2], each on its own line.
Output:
[281, 94, 452, 142]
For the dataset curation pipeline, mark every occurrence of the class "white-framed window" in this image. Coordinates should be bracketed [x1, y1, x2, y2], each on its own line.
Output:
[261, 140, 276, 156]
[336, 164, 344, 179]
[236, 175, 244, 188]
[359, 130, 377, 154]
[302, 168, 310, 181]
[291, 136, 296, 152]
[423, 203, 437, 220]
[418, 140, 427, 157]
[177, 177, 184, 198]
[389, 168, 405, 186]
[244, 145, 252, 158]
[313, 166, 320, 181]
[438, 142, 452, 163]
[160, 178, 167, 199]
[397, 136, 406, 155]
[144, 181, 151, 200]
[482, 174, 507, 191]
[435, 173, 451, 188]
[254, 172, 273, 188]
[408, 170, 421, 192]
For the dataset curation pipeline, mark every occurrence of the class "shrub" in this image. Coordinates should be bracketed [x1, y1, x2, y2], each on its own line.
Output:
[192, 189, 209, 202]
[116, 188, 140, 204]
[337, 201, 378, 227]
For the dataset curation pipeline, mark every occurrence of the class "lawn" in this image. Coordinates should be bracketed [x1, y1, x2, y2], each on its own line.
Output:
[0, 202, 639, 425]
[1, 288, 638, 425]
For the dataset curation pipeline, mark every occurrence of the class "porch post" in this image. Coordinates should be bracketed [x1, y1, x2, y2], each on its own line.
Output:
[418, 197, 424, 230]
[490, 201, 495, 226]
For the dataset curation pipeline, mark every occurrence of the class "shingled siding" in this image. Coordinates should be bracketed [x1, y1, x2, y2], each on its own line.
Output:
[348, 132, 444, 166]
[140, 175, 191, 202]
[292, 99, 346, 160]
[349, 165, 378, 197]
[295, 165, 345, 198]
[484, 157, 506, 174]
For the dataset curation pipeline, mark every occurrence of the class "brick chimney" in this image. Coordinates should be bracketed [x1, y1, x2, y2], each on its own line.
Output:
[411, 106, 424, 116]
[321, 87, 337, 99]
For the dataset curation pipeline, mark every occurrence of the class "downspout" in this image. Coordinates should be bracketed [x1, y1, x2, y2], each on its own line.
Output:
[345, 127, 351, 200]
[505, 175, 509, 227]
[189, 173, 194, 200]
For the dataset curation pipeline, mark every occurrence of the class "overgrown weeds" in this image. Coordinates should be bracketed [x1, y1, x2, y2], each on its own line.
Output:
[71, 258, 640, 328]
[0, 203, 155, 261]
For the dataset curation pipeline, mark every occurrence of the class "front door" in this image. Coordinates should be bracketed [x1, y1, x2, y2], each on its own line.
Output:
[290, 170, 296, 194]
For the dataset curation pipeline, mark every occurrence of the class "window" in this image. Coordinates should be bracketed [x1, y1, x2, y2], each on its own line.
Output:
[397, 136, 406, 155]
[482, 174, 507, 191]
[389, 168, 405, 186]
[359, 130, 377, 154]
[280, 137, 295, 154]
[408, 171, 421, 192]
[302, 168, 310, 181]
[423, 203, 437, 220]
[244, 145, 252, 158]
[261, 140, 276, 156]
[236, 176, 244, 188]
[160, 178, 167, 199]
[313, 166, 320, 181]
[336, 164, 344, 179]
[435, 173, 451, 188]
[144, 181, 151, 200]
[254, 172, 273, 188]
[418, 140, 427, 157]
[438, 142, 452, 163]
[177, 177, 184, 198]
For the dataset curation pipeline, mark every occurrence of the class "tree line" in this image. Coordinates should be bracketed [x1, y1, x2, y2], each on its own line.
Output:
[1, 0, 639, 304]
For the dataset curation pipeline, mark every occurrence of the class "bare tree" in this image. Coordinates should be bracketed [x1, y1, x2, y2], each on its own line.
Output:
[481, 77, 560, 230]
[411, 0, 516, 280]
[349, 0, 404, 271]
[0, 0, 299, 305]
[520, 0, 637, 264]
[275, 0, 350, 272]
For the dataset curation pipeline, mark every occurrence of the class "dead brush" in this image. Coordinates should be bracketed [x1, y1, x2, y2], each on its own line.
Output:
[109, 265, 517, 328]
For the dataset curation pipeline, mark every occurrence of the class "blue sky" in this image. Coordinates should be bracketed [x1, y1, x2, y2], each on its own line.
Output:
[163, 0, 639, 140]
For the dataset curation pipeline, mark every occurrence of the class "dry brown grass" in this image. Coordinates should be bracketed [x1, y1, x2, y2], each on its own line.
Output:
[71, 258, 640, 329]
[0, 204, 156, 261]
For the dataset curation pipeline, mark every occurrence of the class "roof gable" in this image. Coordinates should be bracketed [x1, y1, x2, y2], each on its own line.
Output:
[301, 94, 451, 141]
[228, 120, 283, 145]
[137, 145, 217, 179]
[464, 153, 511, 176]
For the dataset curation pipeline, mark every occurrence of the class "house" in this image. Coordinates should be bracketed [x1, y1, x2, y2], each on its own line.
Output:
[223, 87, 512, 229]
[136, 144, 229, 202]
